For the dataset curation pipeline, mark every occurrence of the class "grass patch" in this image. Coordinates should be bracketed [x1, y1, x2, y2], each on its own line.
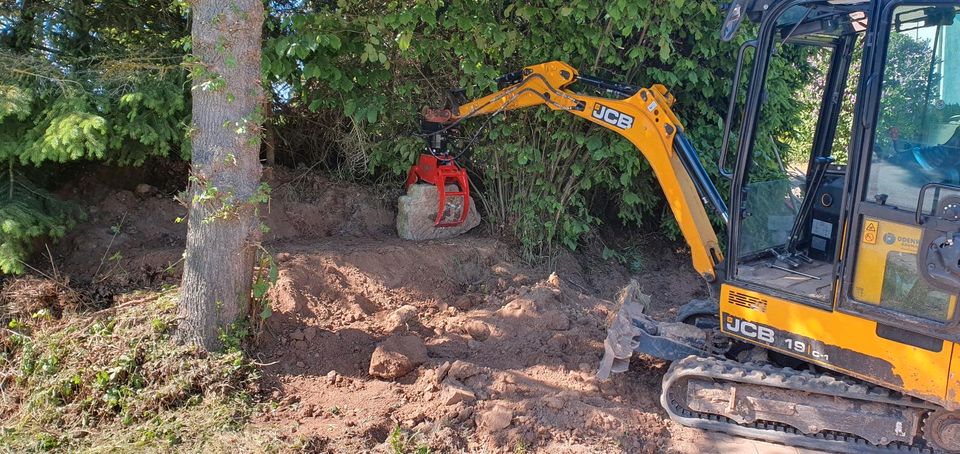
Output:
[0, 284, 290, 452]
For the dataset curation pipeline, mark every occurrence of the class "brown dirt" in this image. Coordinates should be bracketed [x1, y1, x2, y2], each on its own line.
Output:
[252, 232, 712, 453]
[29, 166, 759, 453]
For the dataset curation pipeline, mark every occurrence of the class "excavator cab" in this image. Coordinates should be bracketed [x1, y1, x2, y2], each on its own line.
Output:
[726, 0, 960, 312]
[702, 1, 960, 450]
[722, 0, 960, 379]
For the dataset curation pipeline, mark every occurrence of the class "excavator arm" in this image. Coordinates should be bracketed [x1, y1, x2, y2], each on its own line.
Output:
[422, 61, 727, 282]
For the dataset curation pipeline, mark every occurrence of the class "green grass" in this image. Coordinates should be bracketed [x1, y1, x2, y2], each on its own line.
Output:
[0, 287, 291, 453]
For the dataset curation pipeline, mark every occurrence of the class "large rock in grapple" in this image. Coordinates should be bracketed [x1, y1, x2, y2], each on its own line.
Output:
[396, 184, 480, 241]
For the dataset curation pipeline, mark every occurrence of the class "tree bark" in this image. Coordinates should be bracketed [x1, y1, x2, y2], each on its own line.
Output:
[177, 0, 264, 351]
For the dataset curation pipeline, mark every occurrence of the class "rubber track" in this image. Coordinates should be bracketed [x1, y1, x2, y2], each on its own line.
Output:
[660, 355, 942, 454]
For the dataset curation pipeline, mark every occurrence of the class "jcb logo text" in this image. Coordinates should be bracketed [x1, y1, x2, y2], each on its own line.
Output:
[725, 314, 775, 343]
[591, 104, 634, 130]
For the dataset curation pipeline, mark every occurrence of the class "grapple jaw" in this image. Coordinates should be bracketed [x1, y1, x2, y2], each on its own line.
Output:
[405, 109, 470, 228]
[404, 154, 470, 227]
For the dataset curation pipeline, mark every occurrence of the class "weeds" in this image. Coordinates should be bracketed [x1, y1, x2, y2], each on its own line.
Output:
[388, 426, 431, 454]
[601, 245, 644, 274]
[0, 285, 287, 452]
[514, 439, 529, 454]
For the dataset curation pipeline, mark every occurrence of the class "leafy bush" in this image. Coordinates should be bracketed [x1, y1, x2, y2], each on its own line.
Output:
[264, 0, 807, 261]
[0, 0, 815, 270]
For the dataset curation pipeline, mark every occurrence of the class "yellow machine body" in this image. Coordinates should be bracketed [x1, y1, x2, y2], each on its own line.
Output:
[721, 284, 957, 408]
[722, 215, 960, 409]
[448, 61, 723, 281]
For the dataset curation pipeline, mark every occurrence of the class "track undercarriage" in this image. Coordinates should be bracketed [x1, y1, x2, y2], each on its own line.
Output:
[598, 296, 960, 453]
[662, 355, 956, 453]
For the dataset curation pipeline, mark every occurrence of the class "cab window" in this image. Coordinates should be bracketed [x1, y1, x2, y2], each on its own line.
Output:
[867, 5, 960, 212]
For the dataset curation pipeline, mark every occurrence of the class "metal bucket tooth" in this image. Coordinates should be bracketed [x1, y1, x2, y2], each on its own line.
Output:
[597, 287, 709, 380]
[597, 296, 647, 380]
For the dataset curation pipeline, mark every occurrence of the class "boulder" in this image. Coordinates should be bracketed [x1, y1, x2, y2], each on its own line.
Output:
[368, 335, 429, 380]
[397, 184, 480, 241]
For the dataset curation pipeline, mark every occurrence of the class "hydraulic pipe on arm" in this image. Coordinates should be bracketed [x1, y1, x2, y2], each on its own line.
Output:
[426, 61, 727, 282]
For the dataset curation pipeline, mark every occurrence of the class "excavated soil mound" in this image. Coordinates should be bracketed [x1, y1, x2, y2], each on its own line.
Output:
[46, 166, 396, 291]
[254, 233, 718, 452]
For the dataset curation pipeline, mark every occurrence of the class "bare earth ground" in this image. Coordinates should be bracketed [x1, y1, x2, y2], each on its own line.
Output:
[39, 166, 817, 453]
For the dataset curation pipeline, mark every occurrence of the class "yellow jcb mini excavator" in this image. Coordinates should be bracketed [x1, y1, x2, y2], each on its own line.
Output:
[407, 0, 960, 452]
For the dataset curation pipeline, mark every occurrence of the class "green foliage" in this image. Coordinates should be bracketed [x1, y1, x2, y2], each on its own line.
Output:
[0, 0, 190, 273]
[0, 172, 84, 274]
[250, 247, 279, 339]
[263, 0, 800, 259]
[0, 1, 191, 167]
[0, 0, 818, 268]
[388, 425, 431, 454]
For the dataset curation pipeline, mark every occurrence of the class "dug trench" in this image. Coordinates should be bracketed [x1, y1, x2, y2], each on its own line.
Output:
[5, 164, 812, 453]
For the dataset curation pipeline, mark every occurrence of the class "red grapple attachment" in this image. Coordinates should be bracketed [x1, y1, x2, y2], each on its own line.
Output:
[405, 154, 470, 227]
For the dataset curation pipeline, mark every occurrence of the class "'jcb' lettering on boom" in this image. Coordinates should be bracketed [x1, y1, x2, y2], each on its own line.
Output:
[591, 104, 634, 130]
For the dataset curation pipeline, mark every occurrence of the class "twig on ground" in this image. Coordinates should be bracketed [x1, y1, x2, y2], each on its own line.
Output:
[93, 211, 128, 283]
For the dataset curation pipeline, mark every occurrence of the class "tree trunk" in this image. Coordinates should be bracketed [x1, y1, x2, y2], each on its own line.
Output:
[177, 0, 264, 351]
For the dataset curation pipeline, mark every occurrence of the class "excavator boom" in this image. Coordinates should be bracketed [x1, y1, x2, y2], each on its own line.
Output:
[423, 61, 727, 282]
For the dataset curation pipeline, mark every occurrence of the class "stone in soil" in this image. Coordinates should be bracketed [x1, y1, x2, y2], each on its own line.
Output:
[476, 404, 513, 431]
[434, 361, 451, 384]
[543, 395, 565, 410]
[368, 334, 429, 380]
[385, 304, 419, 332]
[464, 319, 490, 341]
[448, 360, 479, 381]
[439, 378, 476, 406]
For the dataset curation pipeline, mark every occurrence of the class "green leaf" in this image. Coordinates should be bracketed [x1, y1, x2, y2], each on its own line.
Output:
[586, 135, 603, 151]
[327, 35, 342, 50]
[398, 31, 413, 51]
[623, 192, 641, 205]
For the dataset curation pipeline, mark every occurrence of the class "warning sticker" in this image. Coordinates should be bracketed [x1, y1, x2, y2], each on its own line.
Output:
[863, 219, 879, 244]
